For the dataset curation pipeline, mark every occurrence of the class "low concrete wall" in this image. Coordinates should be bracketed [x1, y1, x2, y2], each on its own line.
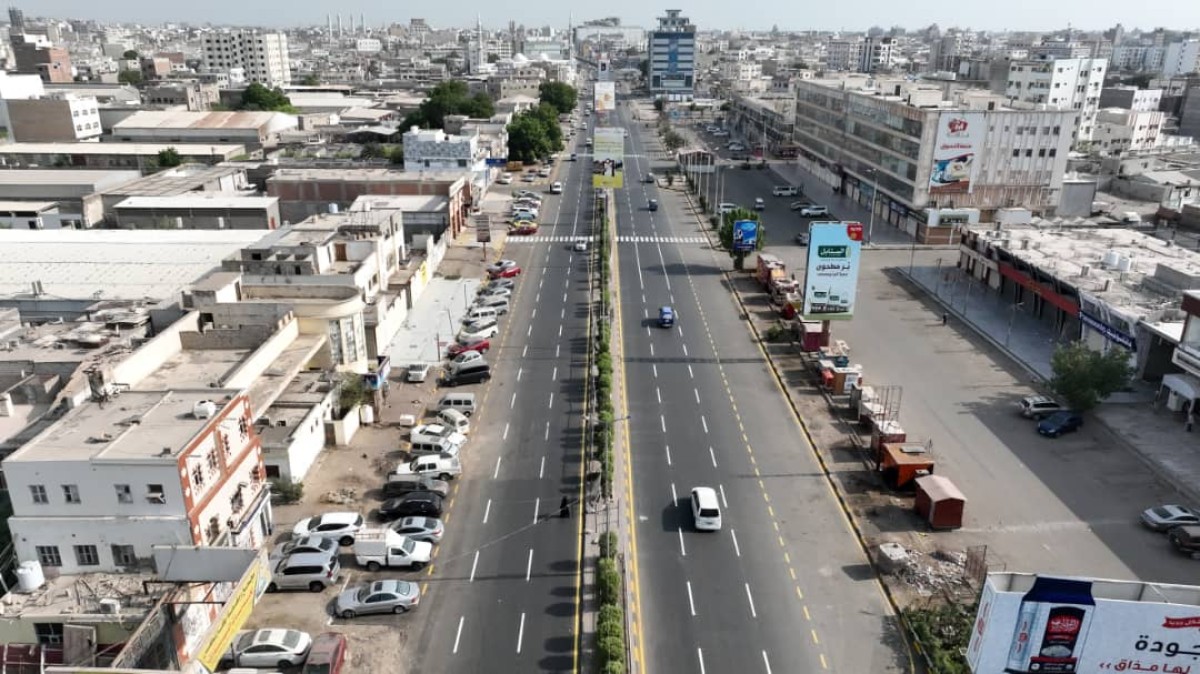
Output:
[223, 318, 300, 390]
[329, 404, 362, 446]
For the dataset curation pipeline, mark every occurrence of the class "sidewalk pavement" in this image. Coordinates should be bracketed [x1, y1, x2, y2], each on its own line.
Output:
[905, 260, 1200, 505]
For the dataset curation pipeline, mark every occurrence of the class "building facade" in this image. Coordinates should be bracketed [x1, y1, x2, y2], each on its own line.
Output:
[1163, 40, 1200, 79]
[1098, 85, 1163, 112]
[5, 93, 101, 142]
[202, 30, 291, 87]
[1092, 108, 1165, 155]
[647, 10, 695, 101]
[1001, 56, 1107, 142]
[4, 390, 272, 575]
[791, 77, 1076, 233]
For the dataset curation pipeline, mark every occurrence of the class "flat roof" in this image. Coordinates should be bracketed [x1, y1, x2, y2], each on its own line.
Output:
[134, 348, 254, 391]
[0, 142, 247, 156]
[0, 169, 142, 189]
[102, 164, 246, 198]
[9, 389, 241, 463]
[114, 195, 279, 210]
[268, 167, 467, 184]
[0, 229, 272, 302]
[0, 200, 58, 212]
[351, 194, 448, 212]
[0, 570, 162, 619]
[113, 110, 280, 130]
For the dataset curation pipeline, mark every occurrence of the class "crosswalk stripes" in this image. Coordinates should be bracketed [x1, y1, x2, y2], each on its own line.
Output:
[503, 235, 594, 243]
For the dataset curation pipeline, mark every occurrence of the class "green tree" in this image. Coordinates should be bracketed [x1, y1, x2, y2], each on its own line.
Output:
[538, 81, 578, 115]
[360, 142, 383, 159]
[719, 207, 763, 270]
[506, 111, 554, 163]
[388, 145, 404, 165]
[237, 82, 297, 113]
[663, 130, 685, 153]
[118, 70, 143, 86]
[300, 73, 321, 86]
[156, 147, 182, 169]
[122, 49, 139, 60]
[401, 80, 494, 130]
[653, 99, 665, 113]
[1049, 342, 1134, 411]
[531, 103, 563, 152]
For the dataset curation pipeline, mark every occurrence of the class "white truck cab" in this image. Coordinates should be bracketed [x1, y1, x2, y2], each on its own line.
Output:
[353, 529, 433, 571]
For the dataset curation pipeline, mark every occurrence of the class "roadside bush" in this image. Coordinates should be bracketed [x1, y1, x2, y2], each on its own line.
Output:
[599, 532, 618, 559]
[602, 661, 626, 674]
[597, 606, 624, 641]
[598, 637, 625, 668]
[597, 557, 620, 603]
[269, 478, 303, 504]
[904, 603, 973, 674]
[764, 323, 787, 343]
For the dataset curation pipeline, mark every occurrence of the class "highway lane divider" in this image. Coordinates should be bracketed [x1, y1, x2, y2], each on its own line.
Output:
[675, 179, 918, 674]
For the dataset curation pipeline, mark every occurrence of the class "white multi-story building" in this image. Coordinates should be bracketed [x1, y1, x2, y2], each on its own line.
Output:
[1162, 40, 1200, 78]
[719, 60, 761, 83]
[4, 390, 272, 575]
[0, 70, 45, 132]
[1092, 108, 1165, 155]
[1002, 56, 1107, 142]
[1097, 85, 1162, 112]
[860, 36, 894, 74]
[202, 30, 291, 87]
[648, 9, 695, 101]
[403, 126, 482, 172]
[1111, 45, 1166, 73]
[355, 38, 382, 53]
[824, 39, 862, 72]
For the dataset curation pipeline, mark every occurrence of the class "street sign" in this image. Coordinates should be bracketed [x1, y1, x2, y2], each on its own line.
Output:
[732, 220, 758, 252]
[475, 214, 492, 243]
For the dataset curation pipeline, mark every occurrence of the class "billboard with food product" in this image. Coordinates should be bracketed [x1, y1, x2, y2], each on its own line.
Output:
[968, 572, 1200, 674]
[929, 111, 984, 195]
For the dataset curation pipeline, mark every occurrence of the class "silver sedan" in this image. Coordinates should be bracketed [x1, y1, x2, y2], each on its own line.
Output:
[335, 580, 420, 619]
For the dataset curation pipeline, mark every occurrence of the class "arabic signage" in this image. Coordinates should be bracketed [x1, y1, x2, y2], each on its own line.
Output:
[929, 111, 985, 195]
[968, 573, 1200, 674]
[592, 127, 625, 189]
[1080, 310, 1137, 351]
[594, 81, 616, 112]
[997, 262, 1081, 317]
[474, 214, 492, 244]
[801, 221, 863, 321]
[195, 556, 268, 670]
[732, 220, 759, 252]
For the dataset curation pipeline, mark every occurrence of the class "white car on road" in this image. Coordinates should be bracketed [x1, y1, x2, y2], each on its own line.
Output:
[797, 204, 830, 217]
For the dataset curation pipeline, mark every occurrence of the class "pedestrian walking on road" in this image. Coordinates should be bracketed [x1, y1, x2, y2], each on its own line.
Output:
[1188, 414, 1195, 433]
[559, 496, 571, 518]
[941, 312, 948, 325]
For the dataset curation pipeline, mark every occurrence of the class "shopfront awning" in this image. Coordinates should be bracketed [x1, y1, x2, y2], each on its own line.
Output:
[1162, 373, 1200, 401]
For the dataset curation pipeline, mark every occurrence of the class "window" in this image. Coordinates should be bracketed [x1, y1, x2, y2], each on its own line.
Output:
[192, 464, 205, 488]
[36, 545, 62, 567]
[30, 484, 48, 504]
[1048, 149, 1057, 157]
[146, 484, 166, 503]
[1038, 149, 1047, 158]
[115, 484, 132, 504]
[207, 451, 220, 472]
[111, 544, 136, 567]
[62, 484, 80, 504]
[33, 623, 63, 646]
[74, 545, 100, 566]
[1012, 149, 1020, 157]
[1025, 149, 1033, 157]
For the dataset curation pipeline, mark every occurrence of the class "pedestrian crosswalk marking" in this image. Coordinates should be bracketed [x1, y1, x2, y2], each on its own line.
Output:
[503, 235, 595, 243]
[615, 236, 708, 244]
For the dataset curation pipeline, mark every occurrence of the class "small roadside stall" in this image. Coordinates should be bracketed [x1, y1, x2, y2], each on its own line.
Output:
[914, 474, 966, 530]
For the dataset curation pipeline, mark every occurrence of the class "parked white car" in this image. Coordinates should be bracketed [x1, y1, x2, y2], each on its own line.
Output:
[410, 423, 468, 447]
[550, 181, 563, 194]
[223, 629, 313, 669]
[291, 512, 365, 546]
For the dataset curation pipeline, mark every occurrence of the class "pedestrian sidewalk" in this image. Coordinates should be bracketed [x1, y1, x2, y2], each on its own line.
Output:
[904, 261, 1200, 505]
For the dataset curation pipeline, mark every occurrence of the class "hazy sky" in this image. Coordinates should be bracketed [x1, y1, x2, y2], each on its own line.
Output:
[27, 0, 1200, 32]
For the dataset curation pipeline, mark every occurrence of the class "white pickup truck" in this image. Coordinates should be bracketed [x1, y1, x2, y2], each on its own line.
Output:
[354, 529, 433, 571]
[392, 455, 462, 481]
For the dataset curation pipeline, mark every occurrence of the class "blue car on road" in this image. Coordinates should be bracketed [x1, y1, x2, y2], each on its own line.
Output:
[658, 306, 675, 328]
[1037, 411, 1084, 438]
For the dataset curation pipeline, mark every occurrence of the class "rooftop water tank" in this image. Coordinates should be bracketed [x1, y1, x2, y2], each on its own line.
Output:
[1103, 250, 1120, 268]
[16, 560, 45, 593]
[193, 400, 217, 419]
[1116, 255, 1133, 272]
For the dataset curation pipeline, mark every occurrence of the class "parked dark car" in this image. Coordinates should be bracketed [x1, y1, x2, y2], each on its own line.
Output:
[1036, 411, 1084, 438]
[1168, 525, 1200, 558]
[379, 491, 445, 520]
[441, 364, 491, 387]
[301, 633, 348, 674]
[382, 475, 450, 499]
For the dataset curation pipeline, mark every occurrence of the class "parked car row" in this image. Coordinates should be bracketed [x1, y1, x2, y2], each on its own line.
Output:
[1141, 505, 1200, 558]
[220, 629, 346, 672]
[1016, 395, 1084, 438]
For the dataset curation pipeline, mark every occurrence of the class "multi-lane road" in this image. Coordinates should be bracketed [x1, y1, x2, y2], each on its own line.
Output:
[409, 130, 595, 673]
[611, 100, 905, 673]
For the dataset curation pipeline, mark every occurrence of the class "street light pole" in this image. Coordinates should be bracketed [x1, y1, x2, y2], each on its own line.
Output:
[867, 168, 880, 245]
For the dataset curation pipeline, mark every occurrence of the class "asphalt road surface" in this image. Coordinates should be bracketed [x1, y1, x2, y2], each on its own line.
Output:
[613, 100, 907, 674]
[409, 126, 594, 673]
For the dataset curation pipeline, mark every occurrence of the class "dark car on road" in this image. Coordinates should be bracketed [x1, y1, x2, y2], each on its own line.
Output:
[1037, 411, 1084, 438]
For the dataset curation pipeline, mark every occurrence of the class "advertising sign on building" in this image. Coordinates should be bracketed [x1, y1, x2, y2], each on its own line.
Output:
[592, 127, 625, 189]
[732, 220, 759, 252]
[474, 214, 492, 243]
[969, 572, 1200, 673]
[801, 222, 863, 321]
[594, 81, 616, 112]
[929, 111, 985, 195]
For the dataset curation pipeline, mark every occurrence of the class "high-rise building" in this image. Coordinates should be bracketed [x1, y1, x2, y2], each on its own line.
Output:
[860, 36, 894, 73]
[1162, 40, 1200, 78]
[202, 30, 291, 87]
[8, 6, 25, 32]
[1000, 56, 1107, 142]
[648, 9, 695, 101]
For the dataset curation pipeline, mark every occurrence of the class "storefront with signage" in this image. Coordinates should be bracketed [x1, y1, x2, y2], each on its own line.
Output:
[995, 259, 1082, 340]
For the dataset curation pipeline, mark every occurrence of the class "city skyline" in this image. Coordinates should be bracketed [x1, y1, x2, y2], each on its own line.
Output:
[19, 1, 1200, 33]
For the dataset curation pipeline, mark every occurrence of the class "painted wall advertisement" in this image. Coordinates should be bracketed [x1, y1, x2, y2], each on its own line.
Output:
[929, 111, 985, 195]
[801, 221, 863, 321]
[592, 127, 625, 189]
[195, 557, 269, 671]
[594, 81, 616, 112]
[969, 573, 1200, 674]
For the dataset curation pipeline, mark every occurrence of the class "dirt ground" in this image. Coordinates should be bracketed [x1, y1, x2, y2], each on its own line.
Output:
[734, 275, 981, 610]
[241, 243, 494, 674]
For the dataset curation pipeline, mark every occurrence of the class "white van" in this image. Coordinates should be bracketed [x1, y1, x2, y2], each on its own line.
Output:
[466, 306, 499, 323]
[772, 185, 799, 197]
[717, 202, 737, 215]
[438, 408, 471, 434]
[436, 392, 477, 417]
[690, 487, 722, 531]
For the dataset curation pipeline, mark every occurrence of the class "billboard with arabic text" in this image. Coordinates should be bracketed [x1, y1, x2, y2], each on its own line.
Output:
[968, 572, 1200, 674]
[594, 81, 616, 112]
[800, 221, 862, 321]
[592, 127, 625, 189]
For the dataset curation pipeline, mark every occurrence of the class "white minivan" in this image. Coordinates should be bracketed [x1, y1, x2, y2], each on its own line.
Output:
[690, 487, 722, 531]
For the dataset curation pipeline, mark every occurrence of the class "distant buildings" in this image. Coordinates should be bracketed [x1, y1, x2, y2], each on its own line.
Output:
[202, 30, 292, 87]
[1163, 40, 1200, 79]
[999, 56, 1107, 142]
[648, 10, 695, 101]
[8, 33, 72, 83]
